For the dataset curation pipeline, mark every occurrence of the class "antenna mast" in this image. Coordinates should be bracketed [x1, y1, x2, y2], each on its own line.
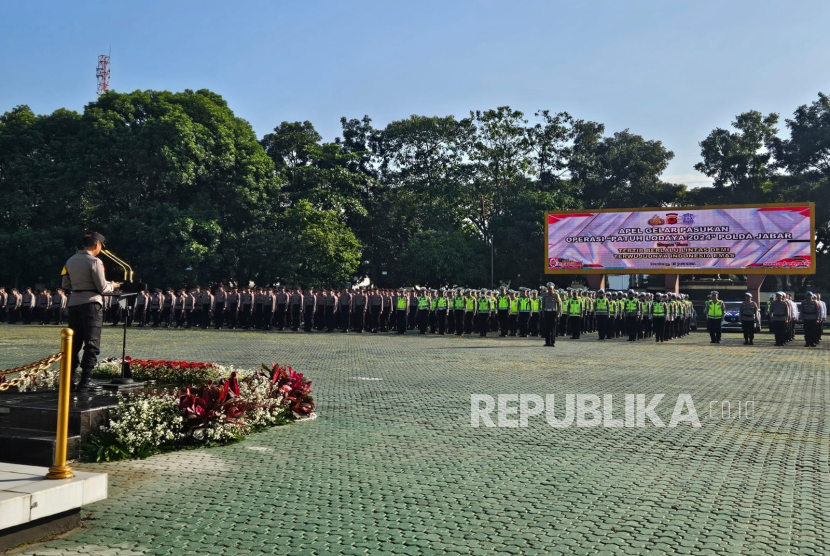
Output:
[96, 53, 111, 95]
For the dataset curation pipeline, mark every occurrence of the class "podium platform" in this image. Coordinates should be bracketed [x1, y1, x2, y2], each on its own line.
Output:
[0, 389, 119, 466]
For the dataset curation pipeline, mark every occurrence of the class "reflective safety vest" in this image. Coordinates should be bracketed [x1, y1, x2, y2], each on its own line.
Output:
[430, 297, 437, 310]
[464, 298, 475, 311]
[519, 298, 533, 312]
[497, 295, 509, 310]
[625, 299, 639, 315]
[644, 301, 652, 316]
[418, 296, 429, 310]
[531, 298, 540, 312]
[567, 299, 581, 316]
[595, 298, 609, 315]
[509, 299, 519, 314]
[478, 297, 490, 311]
[706, 300, 724, 318]
[437, 297, 448, 309]
[396, 297, 407, 310]
[652, 302, 666, 317]
[454, 297, 466, 310]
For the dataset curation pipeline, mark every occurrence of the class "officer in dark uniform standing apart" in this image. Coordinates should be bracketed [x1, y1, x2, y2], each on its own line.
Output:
[61, 231, 113, 392]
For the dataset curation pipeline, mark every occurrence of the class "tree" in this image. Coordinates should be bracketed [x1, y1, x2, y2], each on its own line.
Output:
[570, 124, 682, 209]
[271, 200, 362, 287]
[694, 110, 779, 202]
[769, 93, 830, 289]
[78, 89, 280, 286]
[0, 106, 83, 286]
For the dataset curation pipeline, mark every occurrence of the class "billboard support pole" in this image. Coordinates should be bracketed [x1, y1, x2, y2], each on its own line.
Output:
[585, 274, 606, 291]
[746, 275, 765, 303]
[665, 274, 679, 294]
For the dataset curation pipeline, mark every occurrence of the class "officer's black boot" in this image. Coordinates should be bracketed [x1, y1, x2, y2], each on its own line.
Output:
[74, 367, 102, 392]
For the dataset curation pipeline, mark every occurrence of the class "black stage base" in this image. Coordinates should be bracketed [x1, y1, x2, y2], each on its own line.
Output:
[0, 508, 81, 551]
[0, 387, 119, 466]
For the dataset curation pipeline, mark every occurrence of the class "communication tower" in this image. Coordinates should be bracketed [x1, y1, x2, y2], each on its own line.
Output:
[96, 54, 111, 95]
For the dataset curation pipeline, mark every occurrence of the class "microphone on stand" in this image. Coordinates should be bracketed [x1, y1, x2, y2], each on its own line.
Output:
[99, 249, 145, 389]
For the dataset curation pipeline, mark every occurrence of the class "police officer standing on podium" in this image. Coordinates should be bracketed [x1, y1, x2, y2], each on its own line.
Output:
[61, 231, 113, 392]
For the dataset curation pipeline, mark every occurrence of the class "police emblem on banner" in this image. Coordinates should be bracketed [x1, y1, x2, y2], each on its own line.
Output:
[681, 213, 695, 225]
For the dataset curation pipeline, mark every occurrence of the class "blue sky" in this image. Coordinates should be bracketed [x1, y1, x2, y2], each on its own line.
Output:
[2, 0, 829, 186]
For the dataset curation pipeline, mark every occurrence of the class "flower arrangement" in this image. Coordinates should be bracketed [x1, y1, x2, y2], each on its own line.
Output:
[81, 362, 315, 462]
[93, 357, 222, 385]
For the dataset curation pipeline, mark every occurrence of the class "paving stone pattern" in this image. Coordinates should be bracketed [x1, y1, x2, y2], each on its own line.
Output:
[2, 326, 829, 555]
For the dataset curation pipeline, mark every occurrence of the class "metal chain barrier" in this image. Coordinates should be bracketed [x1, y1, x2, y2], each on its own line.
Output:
[0, 353, 63, 392]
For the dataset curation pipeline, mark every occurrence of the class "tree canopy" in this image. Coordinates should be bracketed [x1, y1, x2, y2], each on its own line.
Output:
[1, 90, 827, 291]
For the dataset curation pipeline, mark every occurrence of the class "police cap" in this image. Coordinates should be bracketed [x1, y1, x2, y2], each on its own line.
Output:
[83, 231, 106, 246]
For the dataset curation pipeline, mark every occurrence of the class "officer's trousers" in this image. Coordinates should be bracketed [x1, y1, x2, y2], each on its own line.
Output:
[68, 302, 103, 384]
[542, 312, 557, 346]
[276, 304, 287, 329]
[707, 318, 722, 342]
[369, 306, 380, 332]
[518, 312, 530, 336]
[741, 320, 755, 343]
[397, 310, 407, 334]
[804, 319, 819, 346]
[597, 315, 609, 339]
[353, 307, 365, 332]
[477, 313, 488, 337]
[340, 307, 351, 331]
[436, 310, 447, 334]
[464, 312, 474, 334]
[568, 316, 581, 339]
[454, 310, 465, 335]
[304, 308, 314, 332]
[160, 307, 171, 327]
[325, 306, 336, 332]
[263, 306, 273, 330]
[418, 309, 429, 334]
[291, 305, 301, 331]
[625, 316, 638, 341]
[653, 316, 665, 342]
[498, 310, 508, 336]
[213, 303, 225, 329]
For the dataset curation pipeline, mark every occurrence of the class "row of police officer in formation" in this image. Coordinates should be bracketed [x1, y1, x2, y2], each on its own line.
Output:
[1, 284, 823, 348]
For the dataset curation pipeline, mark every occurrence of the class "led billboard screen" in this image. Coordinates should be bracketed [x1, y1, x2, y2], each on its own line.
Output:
[545, 203, 815, 274]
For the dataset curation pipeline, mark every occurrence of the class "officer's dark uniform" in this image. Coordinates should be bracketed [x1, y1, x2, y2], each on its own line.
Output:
[61, 232, 112, 391]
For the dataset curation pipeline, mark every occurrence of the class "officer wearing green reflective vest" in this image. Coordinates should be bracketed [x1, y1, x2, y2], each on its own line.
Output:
[464, 290, 476, 335]
[395, 288, 408, 334]
[417, 289, 430, 335]
[594, 289, 610, 340]
[435, 290, 449, 335]
[704, 290, 725, 343]
[529, 290, 541, 336]
[429, 292, 438, 333]
[477, 289, 491, 337]
[624, 290, 641, 342]
[566, 292, 583, 339]
[652, 293, 667, 343]
[517, 288, 533, 337]
[454, 289, 467, 336]
[497, 287, 510, 337]
[508, 291, 519, 336]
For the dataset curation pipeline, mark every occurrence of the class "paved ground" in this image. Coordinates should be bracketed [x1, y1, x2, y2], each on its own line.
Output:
[2, 325, 828, 555]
